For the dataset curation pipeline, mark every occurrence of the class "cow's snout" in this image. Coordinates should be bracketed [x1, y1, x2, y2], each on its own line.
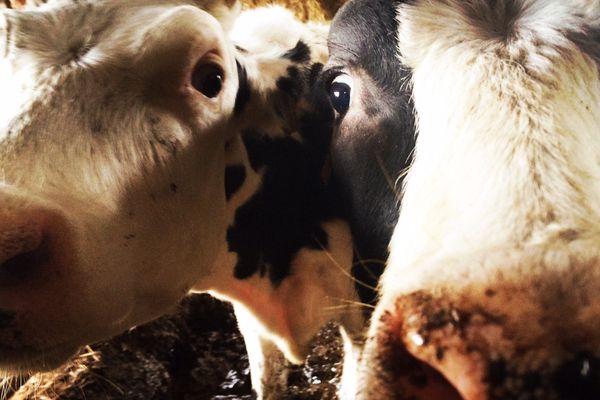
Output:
[0, 212, 46, 287]
[362, 265, 600, 400]
[0, 208, 69, 288]
[0, 203, 81, 371]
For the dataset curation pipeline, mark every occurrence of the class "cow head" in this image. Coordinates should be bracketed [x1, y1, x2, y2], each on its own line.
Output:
[322, 0, 600, 398]
[0, 0, 242, 373]
[0, 2, 364, 392]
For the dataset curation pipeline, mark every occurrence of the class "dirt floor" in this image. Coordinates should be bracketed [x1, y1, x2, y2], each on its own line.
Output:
[7, 294, 345, 400]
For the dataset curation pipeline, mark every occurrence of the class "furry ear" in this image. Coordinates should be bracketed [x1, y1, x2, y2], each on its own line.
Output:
[190, 0, 241, 31]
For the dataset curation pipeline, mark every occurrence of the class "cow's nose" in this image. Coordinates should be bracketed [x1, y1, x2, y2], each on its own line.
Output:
[0, 211, 58, 287]
[361, 279, 600, 400]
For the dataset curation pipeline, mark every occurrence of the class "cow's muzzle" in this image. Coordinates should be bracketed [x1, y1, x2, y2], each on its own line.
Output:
[359, 274, 600, 400]
[0, 208, 69, 288]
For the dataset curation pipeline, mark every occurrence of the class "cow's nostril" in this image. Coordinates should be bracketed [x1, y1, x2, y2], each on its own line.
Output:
[1, 239, 50, 286]
[373, 309, 463, 400]
[0, 310, 16, 328]
[0, 219, 50, 287]
[390, 348, 464, 400]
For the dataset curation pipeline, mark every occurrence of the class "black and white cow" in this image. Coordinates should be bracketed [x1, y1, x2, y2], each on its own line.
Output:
[0, 1, 363, 399]
[322, 0, 600, 399]
[215, 7, 366, 397]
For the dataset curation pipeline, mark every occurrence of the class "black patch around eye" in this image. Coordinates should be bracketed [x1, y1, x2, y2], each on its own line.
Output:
[225, 165, 246, 201]
[234, 60, 251, 116]
[283, 40, 311, 64]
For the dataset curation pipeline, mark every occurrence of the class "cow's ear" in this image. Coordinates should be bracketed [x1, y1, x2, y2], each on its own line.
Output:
[191, 0, 240, 31]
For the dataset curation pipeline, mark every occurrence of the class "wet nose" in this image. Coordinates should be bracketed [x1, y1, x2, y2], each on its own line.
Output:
[362, 276, 600, 400]
[0, 210, 58, 287]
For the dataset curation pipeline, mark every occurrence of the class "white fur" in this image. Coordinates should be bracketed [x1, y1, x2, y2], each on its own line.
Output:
[0, 0, 240, 371]
[231, 5, 328, 102]
[361, 0, 600, 398]
[383, 0, 600, 299]
[231, 5, 327, 59]
[0, 4, 362, 400]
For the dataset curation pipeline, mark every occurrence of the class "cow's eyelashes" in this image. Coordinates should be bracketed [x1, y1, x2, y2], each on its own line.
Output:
[328, 73, 353, 116]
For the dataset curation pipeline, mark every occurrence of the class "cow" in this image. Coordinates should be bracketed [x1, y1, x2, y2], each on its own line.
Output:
[0, 1, 363, 398]
[214, 6, 365, 398]
[320, 0, 600, 399]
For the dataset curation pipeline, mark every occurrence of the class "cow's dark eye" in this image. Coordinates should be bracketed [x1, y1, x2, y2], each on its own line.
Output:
[192, 64, 224, 98]
[329, 73, 353, 115]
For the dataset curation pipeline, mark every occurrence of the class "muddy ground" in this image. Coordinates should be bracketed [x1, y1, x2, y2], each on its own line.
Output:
[7, 294, 345, 400]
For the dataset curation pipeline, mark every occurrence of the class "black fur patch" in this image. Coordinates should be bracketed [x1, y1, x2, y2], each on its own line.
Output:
[283, 40, 311, 63]
[309, 62, 324, 86]
[227, 132, 336, 285]
[234, 60, 251, 116]
[228, 44, 337, 285]
[225, 165, 246, 201]
[276, 66, 302, 101]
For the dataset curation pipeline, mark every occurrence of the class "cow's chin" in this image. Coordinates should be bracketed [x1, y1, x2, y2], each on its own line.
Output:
[0, 343, 81, 375]
[0, 306, 144, 375]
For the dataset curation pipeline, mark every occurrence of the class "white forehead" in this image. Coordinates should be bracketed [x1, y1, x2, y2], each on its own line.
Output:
[384, 0, 600, 295]
[0, 0, 236, 134]
[398, 0, 600, 71]
[0, 1, 149, 135]
[0, 0, 239, 71]
[2, 1, 188, 66]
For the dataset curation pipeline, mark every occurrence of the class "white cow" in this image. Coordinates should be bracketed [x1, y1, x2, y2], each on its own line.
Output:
[331, 0, 600, 399]
[0, 1, 362, 398]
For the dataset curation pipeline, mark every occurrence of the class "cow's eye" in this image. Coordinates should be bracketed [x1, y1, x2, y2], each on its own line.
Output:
[192, 63, 224, 98]
[329, 73, 353, 115]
